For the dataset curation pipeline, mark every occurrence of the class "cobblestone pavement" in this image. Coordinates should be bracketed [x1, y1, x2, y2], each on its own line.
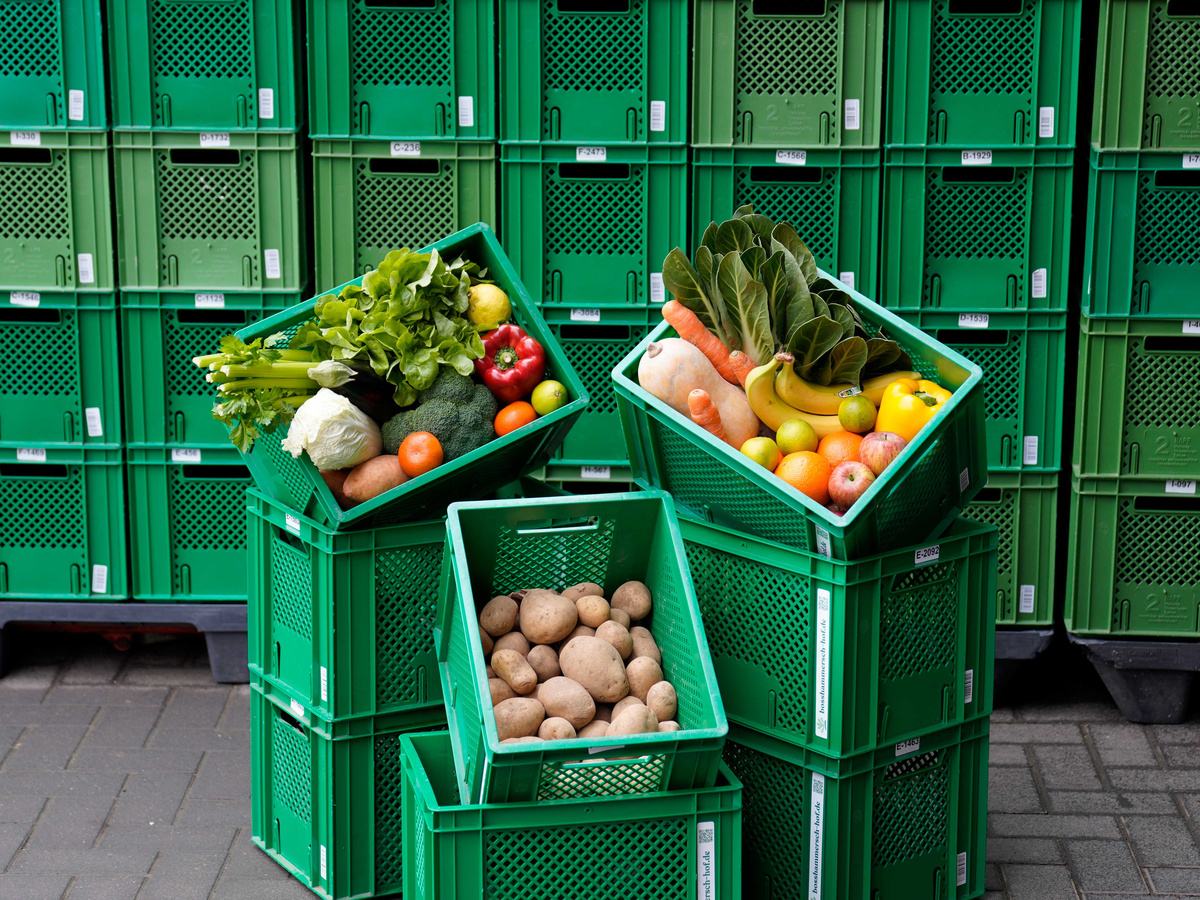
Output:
[0, 632, 1196, 899]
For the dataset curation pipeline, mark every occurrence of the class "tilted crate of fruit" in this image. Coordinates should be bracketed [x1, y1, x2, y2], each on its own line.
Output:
[193, 223, 589, 530]
[613, 206, 986, 560]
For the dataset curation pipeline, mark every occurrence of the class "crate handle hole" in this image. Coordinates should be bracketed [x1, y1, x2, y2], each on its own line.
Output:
[1167, 0, 1200, 16]
[0, 463, 68, 478]
[949, 0, 1022, 13]
[276, 707, 305, 733]
[364, 0, 434, 7]
[176, 309, 250, 325]
[1154, 170, 1200, 189]
[972, 487, 1004, 504]
[0, 308, 61, 324]
[558, 324, 632, 341]
[169, 148, 241, 166]
[1133, 496, 1200, 513]
[557, 0, 630, 12]
[0, 148, 52, 165]
[179, 464, 251, 479]
[1143, 335, 1200, 353]
[942, 166, 1016, 184]
[369, 157, 441, 175]
[557, 162, 630, 180]
[749, 165, 822, 184]
[753, 0, 825, 14]
[516, 516, 600, 535]
[934, 328, 1010, 346]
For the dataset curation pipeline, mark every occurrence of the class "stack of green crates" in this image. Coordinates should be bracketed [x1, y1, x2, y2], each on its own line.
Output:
[1067, 2, 1200, 642]
[106, 0, 307, 603]
[881, 0, 1081, 634]
[0, 0, 126, 601]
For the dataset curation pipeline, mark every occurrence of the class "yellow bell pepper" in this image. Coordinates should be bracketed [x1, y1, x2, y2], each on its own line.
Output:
[875, 378, 951, 442]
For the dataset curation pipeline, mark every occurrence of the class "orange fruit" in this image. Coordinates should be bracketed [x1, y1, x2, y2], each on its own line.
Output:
[817, 431, 864, 468]
[775, 451, 832, 505]
[398, 432, 443, 477]
[495, 400, 537, 436]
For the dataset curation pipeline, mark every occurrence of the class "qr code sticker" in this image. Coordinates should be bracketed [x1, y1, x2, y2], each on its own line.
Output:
[698, 828, 714, 842]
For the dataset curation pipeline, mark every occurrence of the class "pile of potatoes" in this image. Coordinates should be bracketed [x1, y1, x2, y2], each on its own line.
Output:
[479, 580, 681, 744]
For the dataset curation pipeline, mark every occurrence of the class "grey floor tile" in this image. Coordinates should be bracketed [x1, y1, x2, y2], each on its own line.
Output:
[989, 766, 1045, 813]
[1001, 863, 1079, 899]
[1033, 745, 1104, 791]
[108, 773, 194, 827]
[64, 875, 144, 900]
[1066, 839, 1147, 894]
[5, 725, 89, 770]
[986, 837, 1063, 865]
[82, 707, 161, 750]
[1087, 723, 1159, 769]
[0, 874, 71, 900]
[1145, 867, 1200, 895]
[1124, 816, 1200, 867]
[188, 752, 250, 801]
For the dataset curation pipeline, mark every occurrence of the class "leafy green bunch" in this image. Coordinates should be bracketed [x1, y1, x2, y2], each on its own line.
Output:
[662, 206, 909, 385]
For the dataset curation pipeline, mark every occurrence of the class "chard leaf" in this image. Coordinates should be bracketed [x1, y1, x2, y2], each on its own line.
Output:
[811, 290, 831, 319]
[740, 213, 777, 247]
[782, 275, 816, 349]
[662, 247, 724, 336]
[740, 245, 767, 281]
[808, 336, 869, 385]
[700, 221, 719, 252]
[717, 251, 773, 366]
[716, 218, 756, 255]
[760, 252, 791, 343]
[788, 316, 843, 371]
[696, 246, 735, 346]
[771, 222, 819, 284]
[827, 303, 857, 340]
[862, 338, 914, 378]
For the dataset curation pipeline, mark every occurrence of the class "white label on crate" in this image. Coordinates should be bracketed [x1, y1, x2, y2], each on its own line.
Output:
[581, 465, 611, 480]
[289, 699, 305, 718]
[1038, 106, 1055, 138]
[1183, 320, 1200, 334]
[697, 821, 716, 900]
[960, 467, 970, 492]
[172, 448, 202, 463]
[285, 514, 301, 534]
[807, 773, 825, 900]
[1019, 584, 1036, 614]
[91, 564, 108, 594]
[77, 253, 95, 284]
[814, 526, 831, 559]
[320, 667, 328, 702]
[264, 249, 281, 280]
[961, 149, 993, 165]
[84, 407, 103, 437]
[320, 845, 327, 879]
[649, 100, 666, 133]
[649, 272, 666, 303]
[1184, 154, 1200, 170]
[958, 312, 989, 329]
[896, 737, 921, 757]
[844, 98, 861, 131]
[10, 291, 40, 307]
[915, 544, 940, 566]
[1023, 435, 1039, 465]
[1032, 267, 1048, 299]
[68, 90, 85, 121]
[17, 448, 46, 462]
[1166, 479, 1197, 495]
[775, 149, 807, 166]
[199, 132, 231, 148]
[964, 669, 974, 704]
[457, 96, 474, 127]
[195, 293, 225, 308]
[390, 141, 421, 157]
[957, 852, 968, 887]
[10, 131, 40, 146]
[570, 308, 601, 323]
[257, 88, 274, 120]
[838, 271, 855, 290]
[814, 589, 830, 739]
[576, 146, 607, 162]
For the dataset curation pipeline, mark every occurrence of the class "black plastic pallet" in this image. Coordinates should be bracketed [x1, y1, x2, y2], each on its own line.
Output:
[994, 627, 1056, 698]
[1070, 634, 1200, 725]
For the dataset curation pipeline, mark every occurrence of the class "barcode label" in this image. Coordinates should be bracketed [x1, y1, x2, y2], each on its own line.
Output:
[1023, 435, 1039, 465]
[581, 465, 611, 480]
[1183, 154, 1200, 170]
[1032, 267, 1048, 299]
[915, 545, 940, 566]
[844, 98, 860, 131]
[195, 293, 225, 308]
[814, 590, 831, 739]
[1019, 584, 1036, 614]
[576, 146, 607, 162]
[807, 773, 825, 900]
[650, 272, 666, 303]
[838, 271, 855, 290]
[958, 313, 989, 328]
[320, 667, 328, 702]
[84, 407, 103, 437]
[1038, 106, 1054, 138]
[172, 448, 202, 463]
[10, 291, 39, 307]
[1166, 480, 1197, 495]
[649, 100, 666, 132]
[285, 514, 301, 534]
[458, 96, 474, 127]
[258, 88, 274, 119]
[1183, 320, 1200, 334]
[320, 845, 327, 879]
[957, 852, 968, 886]
[199, 132, 231, 148]
[17, 448, 46, 462]
[960, 467, 970, 492]
[571, 308, 601, 322]
[962, 150, 993, 165]
[264, 249, 281, 279]
[289, 699, 305, 718]
[391, 141, 420, 157]
[775, 149, 807, 166]
[10, 131, 40, 146]
[68, 90, 85, 121]
[814, 526, 831, 559]
[697, 821, 716, 900]
[964, 669, 974, 704]
[896, 738, 921, 757]
[77, 253, 94, 284]
[91, 564, 108, 594]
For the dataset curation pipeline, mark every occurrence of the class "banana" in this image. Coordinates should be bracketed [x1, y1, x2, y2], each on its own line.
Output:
[775, 355, 923, 415]
[745, 359, 844, 437]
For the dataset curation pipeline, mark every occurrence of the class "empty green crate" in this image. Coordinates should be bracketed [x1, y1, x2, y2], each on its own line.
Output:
[963, 471, 1058, 627]
[308, 0, 495, 140]
[401, 731, 743, 900]
[121, 292, 299, 449]
[313, 140, 497, 289]
[499, 0, 687, 144]
[692, 147, 881, 297]
[725, 720, 989, 900]
[1075, 315, 1200, 480]
[249, 679, 446, 900]
[886, 0, 1081, 148]
[0, 130, 113, 292]
[681, 516, 996, 758]
[1093, 1, 1200, 151]
[1084, 149, 1200, 318]
[0, 447, 126, 600]
[1067, 475, 1200, 637]
[247, 489, 445, 728]
[500, 143, 688, 307]
[126, 446, 252, 602]
[693, 0, 884, 148]
[891, 309, 1067, 471]
[114, 131, 306, 292]
[1, 292, 119, 448]
[438, 491, 728, 804]
[107, 0, 301, 130]
[881, 147, 1073, 311]
[0, 0, 106, 128]
[543, 308, 652, 467]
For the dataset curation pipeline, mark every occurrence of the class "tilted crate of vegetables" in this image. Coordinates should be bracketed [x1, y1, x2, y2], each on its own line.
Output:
[613, 206, 987, 560]
[191, 223, 589, 530]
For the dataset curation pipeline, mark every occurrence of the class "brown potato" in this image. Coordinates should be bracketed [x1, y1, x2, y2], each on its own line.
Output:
[526, 644, 560, 682]
[493, 698, 545, 741]
[595, 620, 633, 661]
[538, 717, 577, 741]
[536, 676, 596, 730]
[491, 649, 537, 695]
[626, 657, 664, 702]
[343, 455, 408, 505]
[646, 681, 677, 722]
[611, 581, 652, 621]
[519, 590, 579, 644]
[489, 677, 516, 707]
[577, 720, 609, 739]
[480, 627, 493, 654]
[563, 582, 605, 602]
[485, 665, 495, 678]
[559, 636, 630, 703]
[561, 624, 595, 644]
[607, 703, 659, 737]
[494, 631, 530, 657]
[576, 595, 611, 629]
[608, 608, 631, 629]
[629, 626, 662, 665]
[657, 720, 681, 733]
[320, 469, 354, 509]
[479, 596, 519, 637]
[500, 736, 543, 744]
[593, 703, 613, 723]
[612, 696, 645, 718]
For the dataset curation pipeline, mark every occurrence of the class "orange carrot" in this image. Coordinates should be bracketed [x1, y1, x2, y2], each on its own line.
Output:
[725, 350, 757, 387]
[661, 299, 750, 384]
[687, 389, 726, 443]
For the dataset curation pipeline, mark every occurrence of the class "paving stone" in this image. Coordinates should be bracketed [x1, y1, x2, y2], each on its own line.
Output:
[11, 848, 158, 876]
[1124, 816, 1200, 867]
[149, 727, 249, 751]
[1067, 839, 1147, 893]
[24, 796, 116, 851]
[64, 875, 144, 900]
[985, 862, 1004, 891]
[142, 849, 230, 898]
[0, 705, 98, 726]
[43, 687, 168, 708]
[5, 725, 89, 769]
[1047, 790, 1177, 815]
[0, 665, 59, 693]
[989, 766, 1045, 813]
[1155, 724, 1200, 744]
[0, 874, 71, 900]
[1088, 723, 1159, 768]
[0, 821, 31, 869]
[986, 837, 1063, 864]
[60, 652, 124, 686]
[82, 707, 161, 749]
[188, 751, 250, 801]
[108, 774, 193, 826]
[1033, 745, 1103, 790]
[219, 830, 291, 880]
[1146, 867, 1200, 895]
[120, 666, 216, 687]
[1164, 744, 1200, 768]
[69, 748, 203, 774]
[992, 723, 1083, 744]
[990, 743, 1031, 766]
[211, 879, 317, 899]
[0, 770, 126, 799]
[156, 688, 230, 730]
[991, 708, 1016, 723]
[217, 687, 250, 730]
[1109, 769, 1200, 792]
[1016, 702, 1125, 723]
[101, 825, 236, 854]
[1001, 863, 1080, 899]
[988, 813, 1122, 840]
[0, 796, 46, 823]
[174, 799, 251, 828]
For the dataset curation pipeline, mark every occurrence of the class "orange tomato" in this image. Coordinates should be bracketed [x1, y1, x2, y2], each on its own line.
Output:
[398, 431, 443, 477]
[494, 401, 537, 436]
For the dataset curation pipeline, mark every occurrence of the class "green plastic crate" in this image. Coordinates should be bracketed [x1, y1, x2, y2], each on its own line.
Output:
[499, 0, 687, 144]
[233, 224, 590, 530]
[963, 471, 1058, 627]
[249, 679, 446, 900]
[881, 147, 1073, 311]
[126, 446, 252, 602]
[886, 0, 1081, 148]
[1, 292, 119, 448]
[437, 490, 728, 804]
[539, 463, 633, 485]
[725, 719, 990, 900]
[891, 309, 1067, 471]
[313, 139, 497, 289]
[500, 143, 688, 307]
[0, 130, 113, 292]
[0, 0, 106, 128]
[1067, 474, 1200, 637]
[692, 147, 881, 297]
[693, 0, 884, 148]
[1093, 0, 1200, 151]
[113, 130, 306, 292]
[682, 516, 996, 758]
[0, 447, 126, 600]
[307, 0, 495, 140]
[614, 302, 987, 561]
[1084, 149, 1200, 318]
[1075, 315, 1200, 480]
[107, 0, 301, 130]
[401, 731, 743, 900]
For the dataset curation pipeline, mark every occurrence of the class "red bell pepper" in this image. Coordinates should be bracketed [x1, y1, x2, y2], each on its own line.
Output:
[475, 324, 546, 404]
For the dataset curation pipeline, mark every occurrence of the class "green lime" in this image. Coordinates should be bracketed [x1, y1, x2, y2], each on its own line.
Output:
[838, 395, 877, 434]
[776, 418, 819, 455]
[740, 437, 782, 472]
[467, 284, 511, 328]
[531, 380, 567, 416]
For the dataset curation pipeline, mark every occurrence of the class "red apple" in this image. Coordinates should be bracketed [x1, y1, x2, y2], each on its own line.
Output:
[828, 461, 875, 510]
[859, 431, 908, 477]
[826, 503, 846, 517]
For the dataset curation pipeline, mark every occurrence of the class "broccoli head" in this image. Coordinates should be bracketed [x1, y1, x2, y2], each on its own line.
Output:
[381, 369, 499, 461]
